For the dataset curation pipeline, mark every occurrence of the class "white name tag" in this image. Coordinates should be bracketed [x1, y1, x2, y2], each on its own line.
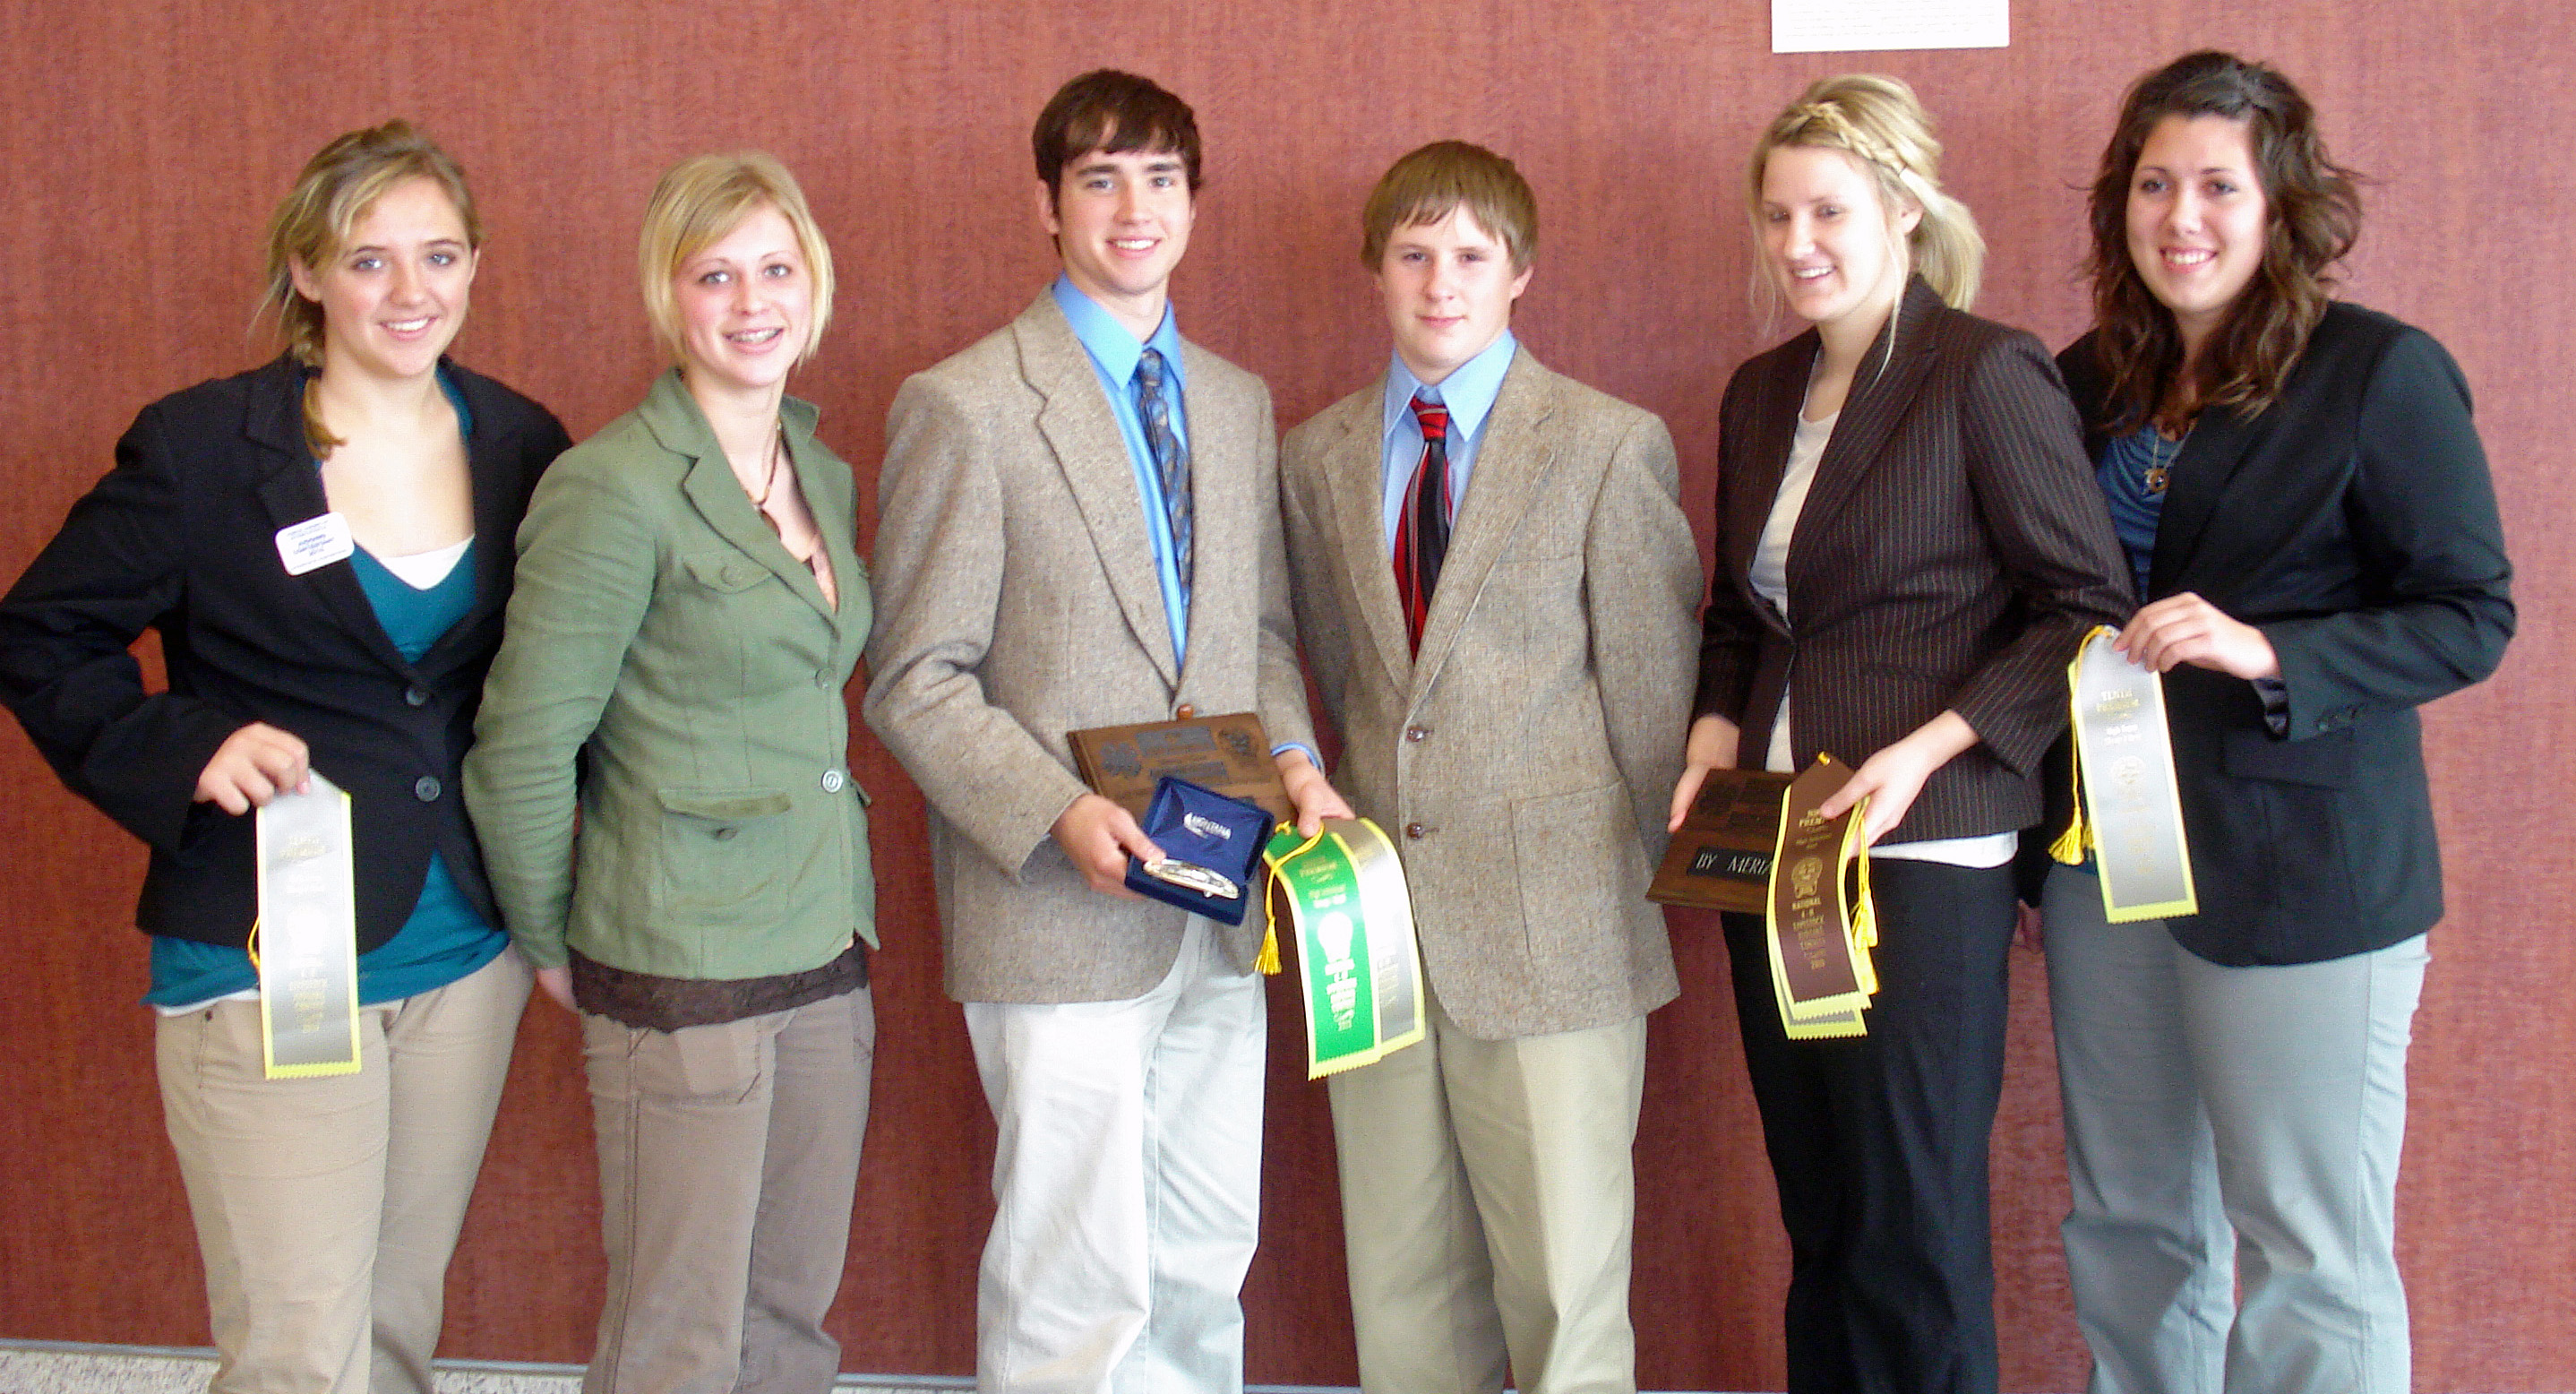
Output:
[275, 512, 354, 576]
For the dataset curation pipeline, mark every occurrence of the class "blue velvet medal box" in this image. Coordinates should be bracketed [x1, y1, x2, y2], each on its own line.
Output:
[1124, 776, 1273, 925]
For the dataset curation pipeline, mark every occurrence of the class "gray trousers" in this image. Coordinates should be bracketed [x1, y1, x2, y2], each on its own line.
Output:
[2042, 864, 2426, 1394]
[579, 985, 875, 1394]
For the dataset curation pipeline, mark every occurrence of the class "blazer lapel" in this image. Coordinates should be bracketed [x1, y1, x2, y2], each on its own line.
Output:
[2146, 405, 2266, 598]
[1019, 300, 1181, 691]
[245, 363, 418, 679]
[1171, 340, 1248, 696]
[636, 372, 840, 622]
[418, 366, 537, 676]
[1723, 340, 1809, 631]
[787, 402, 865, 645]
[1785, 280, 1941, 599]
[1309, 388, 1410, 698]
[1413, 351, 1558, 690]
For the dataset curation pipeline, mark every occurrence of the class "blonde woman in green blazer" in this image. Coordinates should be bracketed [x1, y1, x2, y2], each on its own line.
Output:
[462, 154, 873, 1394]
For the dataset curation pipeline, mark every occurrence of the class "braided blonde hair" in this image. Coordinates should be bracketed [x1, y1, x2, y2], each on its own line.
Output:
[1747, 74, 1983, 314]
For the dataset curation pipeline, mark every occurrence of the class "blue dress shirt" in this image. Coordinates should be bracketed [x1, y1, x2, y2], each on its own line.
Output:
[1378, 331, 1517, 549]
[1054, 275, 1192, 667]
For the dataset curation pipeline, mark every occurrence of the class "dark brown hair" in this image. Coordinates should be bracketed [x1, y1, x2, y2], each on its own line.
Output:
[1361, 141, 1538, 272]
[2086, 51, 2362, 431]
[1031, 70, 1201, 207]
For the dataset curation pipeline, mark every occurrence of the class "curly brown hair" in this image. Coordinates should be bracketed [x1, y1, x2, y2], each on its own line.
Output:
[2085, 51, 2362, 432]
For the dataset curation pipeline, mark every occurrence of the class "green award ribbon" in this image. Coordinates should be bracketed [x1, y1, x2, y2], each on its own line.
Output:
[253, 771, 362, 1079]
[1262, 817, 1427, 1079]
[2052, 626, 2198, 922]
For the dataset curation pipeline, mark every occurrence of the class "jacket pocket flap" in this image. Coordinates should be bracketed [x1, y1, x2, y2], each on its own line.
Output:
[683, 555, 769, 593]
[657, 787, 794, 821]
[2219, 727, 2354, 788]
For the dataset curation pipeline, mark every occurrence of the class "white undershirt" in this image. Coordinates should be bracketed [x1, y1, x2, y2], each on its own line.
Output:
[374, 536, 472, 590]
[1749, 409, 2013, 870]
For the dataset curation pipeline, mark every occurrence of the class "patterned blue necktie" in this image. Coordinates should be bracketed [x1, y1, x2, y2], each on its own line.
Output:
[1134, 348, 1191, 587]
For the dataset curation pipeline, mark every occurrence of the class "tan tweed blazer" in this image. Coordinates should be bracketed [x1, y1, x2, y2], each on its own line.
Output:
[1281, 348, 1701, 1039]
[864, 292, 1315, 1003]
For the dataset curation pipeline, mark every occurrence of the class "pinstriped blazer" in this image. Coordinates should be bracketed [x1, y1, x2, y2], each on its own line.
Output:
[1282, 350, 1700, 1039]
[1695, 279, 2128, 842]
[863, 292, 1317, 1003]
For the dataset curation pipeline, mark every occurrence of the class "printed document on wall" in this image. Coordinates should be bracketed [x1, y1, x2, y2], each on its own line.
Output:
[1773, 0, 2006, 53]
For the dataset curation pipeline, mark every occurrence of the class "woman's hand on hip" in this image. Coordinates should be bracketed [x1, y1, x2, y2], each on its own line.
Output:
[2117, 592, 2280, 680]
[193, 722, 311, 813]
[1668, 712, 1742, 832]
[1818, 710, 1979, 845]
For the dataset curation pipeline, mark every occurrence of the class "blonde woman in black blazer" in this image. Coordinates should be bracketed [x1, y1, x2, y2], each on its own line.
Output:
[2037, 54, 2512, 1394]
[1672, 77, 2126, 1394]
[0, 125, 566, 1394]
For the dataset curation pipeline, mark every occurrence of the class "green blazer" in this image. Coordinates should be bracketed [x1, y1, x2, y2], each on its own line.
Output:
[464, 369, 875, 978]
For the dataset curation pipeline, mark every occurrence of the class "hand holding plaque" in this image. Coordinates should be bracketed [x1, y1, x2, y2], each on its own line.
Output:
[1649, 768, 1797, 913]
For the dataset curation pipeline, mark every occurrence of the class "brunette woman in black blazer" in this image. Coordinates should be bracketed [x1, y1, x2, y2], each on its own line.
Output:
[1671, 77, 2127, 1394]
[2037, 53, 2511, 1394]
[0, 124, 566, 1394]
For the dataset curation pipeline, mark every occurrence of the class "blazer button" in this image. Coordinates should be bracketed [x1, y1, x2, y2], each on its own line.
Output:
[821, 770, 846, 794]
[1176, 703, 1196, 719]
[414, 776, 442, 802]
[1404, 822, 1427, 840]
[1404, 726, 1429, 743]
[404, 686, 430, 708]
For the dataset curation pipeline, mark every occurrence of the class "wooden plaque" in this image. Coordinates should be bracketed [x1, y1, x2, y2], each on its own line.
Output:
[1068, 710, 1293, 824]
[1646, 768, 1797, 914]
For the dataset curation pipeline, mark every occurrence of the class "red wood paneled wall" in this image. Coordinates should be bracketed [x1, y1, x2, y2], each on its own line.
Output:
[0, 2, 2565, 1389]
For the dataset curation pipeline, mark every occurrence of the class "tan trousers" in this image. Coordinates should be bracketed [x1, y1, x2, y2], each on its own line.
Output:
[1325, 998, 1647, 1394]
[156, 948, 532, 1394]
[579, 984, 875, 1394]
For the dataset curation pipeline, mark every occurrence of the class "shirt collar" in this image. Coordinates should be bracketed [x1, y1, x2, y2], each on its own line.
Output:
[1380, 331, 1516, 444]
[1052, 273, 1187, 392]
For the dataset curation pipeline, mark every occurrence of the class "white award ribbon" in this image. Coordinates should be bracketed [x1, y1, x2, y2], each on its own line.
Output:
[2062, 626, 2199, 923]
[253, 770, 362, 1078]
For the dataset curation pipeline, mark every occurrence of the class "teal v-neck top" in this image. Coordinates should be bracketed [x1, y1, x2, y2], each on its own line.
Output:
[147, 376, 509, 1011]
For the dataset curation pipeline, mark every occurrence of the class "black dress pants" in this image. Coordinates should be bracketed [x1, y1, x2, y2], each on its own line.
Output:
[1723, 858, 2016, 1394]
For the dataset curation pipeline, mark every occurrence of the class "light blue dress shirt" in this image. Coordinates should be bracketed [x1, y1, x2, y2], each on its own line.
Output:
[1054, 275, 1192, 667]
[1378, 331, 1518, 549]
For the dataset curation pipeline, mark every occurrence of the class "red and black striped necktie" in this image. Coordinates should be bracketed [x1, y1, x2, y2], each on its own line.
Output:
[1394, 392, 1451, 651]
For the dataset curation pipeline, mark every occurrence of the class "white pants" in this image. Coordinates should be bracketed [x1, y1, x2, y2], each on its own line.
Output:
[2044, 864, 2426, 1394]
[157, 948, 531, 1394]
[965, 918, 1267, 1394]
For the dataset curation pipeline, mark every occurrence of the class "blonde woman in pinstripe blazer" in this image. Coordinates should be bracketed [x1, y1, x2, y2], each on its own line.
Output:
[1670, 76, 2127, 1394]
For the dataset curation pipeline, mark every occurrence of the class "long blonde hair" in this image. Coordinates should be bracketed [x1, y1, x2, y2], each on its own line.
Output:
[1747, 74, 1984, 317]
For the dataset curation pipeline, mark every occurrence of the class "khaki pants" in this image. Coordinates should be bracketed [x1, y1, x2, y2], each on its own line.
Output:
[156, 947, 532, 1394]
[1326, 994, 1647, 1394]
[580, 985, 875, 1394]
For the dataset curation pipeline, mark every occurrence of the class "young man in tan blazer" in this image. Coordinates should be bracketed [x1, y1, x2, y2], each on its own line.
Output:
[1277, 142, 1702, 1394]
[864, 71, 1349, 1394]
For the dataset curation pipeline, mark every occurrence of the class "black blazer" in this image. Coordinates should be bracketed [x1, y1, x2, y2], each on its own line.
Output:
[1697, 279, 2130, 843]
[0, 355, 570, 951]
[2057, 302, 2512, 965]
